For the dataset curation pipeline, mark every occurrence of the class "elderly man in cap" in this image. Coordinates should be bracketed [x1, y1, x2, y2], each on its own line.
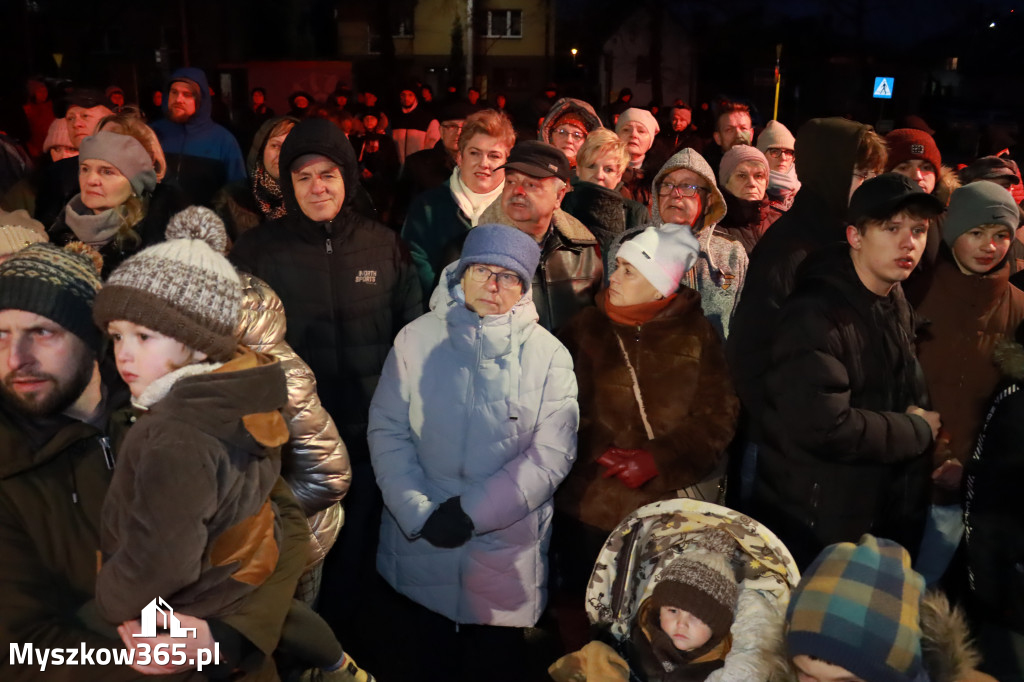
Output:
[34, 89, 114, 226]
[150, 67, 246, 205]
[472, 140, 603, 331]
[615, 107, 661, 207]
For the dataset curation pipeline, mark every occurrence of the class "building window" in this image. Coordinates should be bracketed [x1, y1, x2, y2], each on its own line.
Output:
[485, 10, 522, 38]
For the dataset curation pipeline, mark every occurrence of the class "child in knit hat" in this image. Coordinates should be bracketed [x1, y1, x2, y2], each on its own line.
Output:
[88, 213, 375, 681]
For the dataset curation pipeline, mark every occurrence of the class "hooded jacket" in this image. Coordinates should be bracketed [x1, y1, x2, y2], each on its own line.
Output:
[609, 148, 746, 339]
[0, 367, 309, 681]
[557, 290, 739, 531]
[368, 263, 579, 627]
[230, 118, 422, 460]
[755, 243, 933, 568]
[151, 67, 247, 205]
[540, 98, 603, 159]
[727, 117, 874, 423]
[96, 349, 288, 625]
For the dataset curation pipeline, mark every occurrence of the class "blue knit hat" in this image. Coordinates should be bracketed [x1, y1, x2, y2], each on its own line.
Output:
[786, 535, 926, 682]
[455, 224, 541, 292]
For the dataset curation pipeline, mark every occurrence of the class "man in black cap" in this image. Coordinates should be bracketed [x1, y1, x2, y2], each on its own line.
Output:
[752, 173, 944, 568]
[34, 89, 113, 226]
[476, 139, 603, 331]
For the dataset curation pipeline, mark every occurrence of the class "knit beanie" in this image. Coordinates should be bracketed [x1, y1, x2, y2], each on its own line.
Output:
[0, 242, 104, 354]
[942, 181, 1020, 247]
[787, 535, 926, 682]
[455, 223, 541, 293]
[78, 131, 158, 196]
[42, 118, 73, 153]
[0, 210, 48, 258]
[553, 112, 589, 134]
[650, 548, 739, 648]
[616, 108, 660, 137]
[885, 128, 942, 174]
[616, 225, 700, 296]
[719, 144, 770, 186]
[756, 120, 796, 152]
[93, 206, 241, 361]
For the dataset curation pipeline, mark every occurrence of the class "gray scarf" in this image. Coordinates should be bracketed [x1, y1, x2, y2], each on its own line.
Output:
[63, 194, 124, 248]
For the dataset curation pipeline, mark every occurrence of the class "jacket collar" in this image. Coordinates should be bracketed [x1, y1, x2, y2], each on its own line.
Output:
[479, 200, 598, 247]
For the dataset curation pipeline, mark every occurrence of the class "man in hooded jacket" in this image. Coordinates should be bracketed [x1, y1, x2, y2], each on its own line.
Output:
[151, 67, 246, 206]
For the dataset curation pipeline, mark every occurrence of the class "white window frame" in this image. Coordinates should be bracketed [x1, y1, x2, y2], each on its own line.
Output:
[484, 9, 523, 39]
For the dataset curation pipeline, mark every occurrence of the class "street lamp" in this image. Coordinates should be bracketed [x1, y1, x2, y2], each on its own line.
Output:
[571, 47, 578, 67]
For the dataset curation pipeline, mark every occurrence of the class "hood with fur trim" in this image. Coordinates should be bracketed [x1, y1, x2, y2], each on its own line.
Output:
[650, 148, 728, 229]
[539, 98, 603, 146]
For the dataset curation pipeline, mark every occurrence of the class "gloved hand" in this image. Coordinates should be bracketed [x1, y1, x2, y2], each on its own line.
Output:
[597, 447, 659, 489]
[419, 496, 474, 548]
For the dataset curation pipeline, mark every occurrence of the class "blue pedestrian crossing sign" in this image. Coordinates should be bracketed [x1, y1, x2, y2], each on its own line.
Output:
[873, 77, 894, 99]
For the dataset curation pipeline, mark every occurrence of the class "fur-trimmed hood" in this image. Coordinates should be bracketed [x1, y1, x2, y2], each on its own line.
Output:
[770, 591, 994, 682]
[994, 336, 1024, 380]
[935, 165, 961, 207]
[540, 97, 603, 146]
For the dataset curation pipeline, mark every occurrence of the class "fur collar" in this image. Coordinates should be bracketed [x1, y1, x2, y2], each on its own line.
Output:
[479, 200, 598, 246]
[994, 337, 1024, 380]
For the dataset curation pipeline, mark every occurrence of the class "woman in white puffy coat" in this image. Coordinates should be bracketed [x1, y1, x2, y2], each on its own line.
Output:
[368, 224, 579, 682]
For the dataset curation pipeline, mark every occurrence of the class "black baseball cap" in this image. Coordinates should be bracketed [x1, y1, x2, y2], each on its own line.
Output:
[847, 173, 943, 224]
[499, 140, 570, 182]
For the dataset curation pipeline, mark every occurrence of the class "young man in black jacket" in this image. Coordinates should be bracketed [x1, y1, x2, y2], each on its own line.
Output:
[753, 174, 944, 568]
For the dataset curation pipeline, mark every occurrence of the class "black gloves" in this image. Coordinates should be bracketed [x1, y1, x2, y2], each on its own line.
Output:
[419, 496, 474, 548]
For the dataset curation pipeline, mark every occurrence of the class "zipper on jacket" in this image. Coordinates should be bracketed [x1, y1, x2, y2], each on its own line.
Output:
[99, 436, 115, 470]
[324, 222, 334, 254]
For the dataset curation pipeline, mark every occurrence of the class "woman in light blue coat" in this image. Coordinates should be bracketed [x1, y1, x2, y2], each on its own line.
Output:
[368, 223, 579, 681]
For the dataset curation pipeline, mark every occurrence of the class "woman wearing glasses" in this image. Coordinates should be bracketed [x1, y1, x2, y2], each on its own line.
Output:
[756, 120, 801, 210]
[368, 223, 579, 682]
[539, 97, 602, 172]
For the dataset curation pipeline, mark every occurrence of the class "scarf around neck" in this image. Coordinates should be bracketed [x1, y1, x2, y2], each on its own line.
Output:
[252, 163, 287, 220]
[64, 194, 124, 248]
[600, 288, 677, 326]
[449, 166, 504, 226]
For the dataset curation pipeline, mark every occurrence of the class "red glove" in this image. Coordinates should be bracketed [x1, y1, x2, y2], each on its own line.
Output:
[597, 447, 659, 489]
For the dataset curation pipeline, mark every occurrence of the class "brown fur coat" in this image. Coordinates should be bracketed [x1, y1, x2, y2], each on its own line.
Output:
[557, 288, 739, 531]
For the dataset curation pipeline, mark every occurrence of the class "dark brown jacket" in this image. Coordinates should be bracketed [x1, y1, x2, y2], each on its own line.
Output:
[557, 289, 739, 530]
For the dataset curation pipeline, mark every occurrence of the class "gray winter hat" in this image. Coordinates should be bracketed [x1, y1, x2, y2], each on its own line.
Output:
[456, 223, 541, 292]
[942, 181, 1020, 247]
[78, 131, 158, 196]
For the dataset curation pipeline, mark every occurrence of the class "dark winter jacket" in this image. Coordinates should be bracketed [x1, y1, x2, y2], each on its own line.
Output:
[915, 249, 1024, 504]
[401, 179, 473, 295]
[963, 337, 1024, 633]
[151, 67, 247, 205]
[230, 118, 422, 460]
[754, 243, 934, 568]
[96, 349, 288, 625]
[389, 141, 457, 228]
[716, 189, 784, 255]
[561, 178, 649, 260]
[48, 183, 188, 277]
[557, 289, 739, 531]
[0, 369, 308, 681]
[727, 117, 874, 424]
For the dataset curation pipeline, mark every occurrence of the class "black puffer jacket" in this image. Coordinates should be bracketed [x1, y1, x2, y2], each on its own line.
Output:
[231, 119, 422, 460]
[727, 117, 873, 423]
[754, 243, 933, 568]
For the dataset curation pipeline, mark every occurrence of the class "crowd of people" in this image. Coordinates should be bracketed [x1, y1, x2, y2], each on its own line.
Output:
[1, 68, 1023, 682]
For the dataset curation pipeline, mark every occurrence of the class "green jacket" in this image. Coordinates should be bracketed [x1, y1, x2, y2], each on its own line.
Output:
[400, 180, 472, 297]
[0, 387, 307, 681]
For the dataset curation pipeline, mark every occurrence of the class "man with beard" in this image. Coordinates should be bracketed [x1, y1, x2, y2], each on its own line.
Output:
[0, 243, 309, 681]
[151, 67, 246, 206]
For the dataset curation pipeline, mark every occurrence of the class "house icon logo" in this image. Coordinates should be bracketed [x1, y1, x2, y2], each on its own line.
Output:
[133, 597, 197, 639]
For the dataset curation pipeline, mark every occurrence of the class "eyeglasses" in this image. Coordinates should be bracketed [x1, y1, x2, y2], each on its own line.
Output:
[766, 148, 795, 160]
[658, 182, 708, 198]
[853, 170, 878, 181]
[553, 128, 586, 142]
[441, 122, 464, 131]
[467, 264, 523, 290]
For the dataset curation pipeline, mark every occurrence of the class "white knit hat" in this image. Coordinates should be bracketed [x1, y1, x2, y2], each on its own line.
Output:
[616, 225, 700, 297]
[0, 210, 48, 257]
[756, 120, 796, 152]
[93, 206, 241, 361]
[615, 108, 660, 137]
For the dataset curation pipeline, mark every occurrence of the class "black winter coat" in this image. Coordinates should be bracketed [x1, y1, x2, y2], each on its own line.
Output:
[230, 119, 422, 460]
[753, 244, 933, 568]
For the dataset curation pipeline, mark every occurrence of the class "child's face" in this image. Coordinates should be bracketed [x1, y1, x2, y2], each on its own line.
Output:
[107, 320, 204, 398]
[659, 606, 713, 651]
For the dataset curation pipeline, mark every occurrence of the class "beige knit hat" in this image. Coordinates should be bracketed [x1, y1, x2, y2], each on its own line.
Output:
[756, 120, 796, 152]
[93, 206, 241, 361]
[42, 118, 73, 154]
[0, 210, 48, 258]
